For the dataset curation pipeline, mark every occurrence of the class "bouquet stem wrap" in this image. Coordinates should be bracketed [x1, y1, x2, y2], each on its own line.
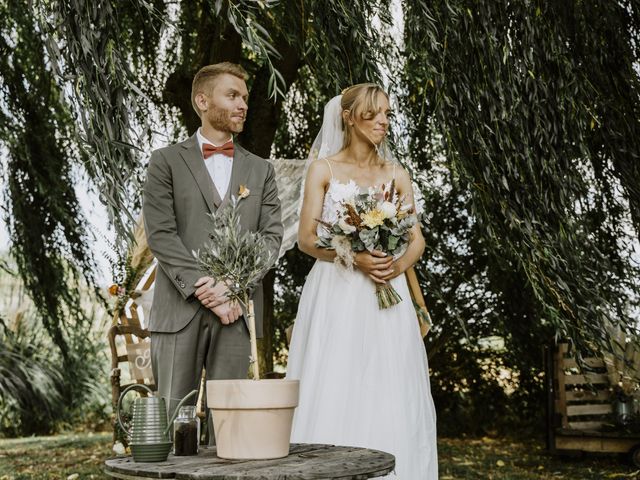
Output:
[376, 283, 403, 309]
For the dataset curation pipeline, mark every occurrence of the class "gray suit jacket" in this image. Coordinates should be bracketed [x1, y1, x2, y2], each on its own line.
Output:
[142, 133, 283, 337]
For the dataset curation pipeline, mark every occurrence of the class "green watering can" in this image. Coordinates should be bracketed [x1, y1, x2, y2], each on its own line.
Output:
[117, 384, 197, 462]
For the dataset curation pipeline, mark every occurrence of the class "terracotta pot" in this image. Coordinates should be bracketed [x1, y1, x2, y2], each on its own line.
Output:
[206, 379, 299, 460]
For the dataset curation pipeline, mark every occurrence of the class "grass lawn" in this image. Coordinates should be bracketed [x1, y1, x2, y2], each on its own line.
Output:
[0, 432, 111, 479]
[0, 432, 639, 479]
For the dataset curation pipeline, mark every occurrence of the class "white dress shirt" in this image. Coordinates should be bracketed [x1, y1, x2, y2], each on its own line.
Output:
[196, 128, 234, 199]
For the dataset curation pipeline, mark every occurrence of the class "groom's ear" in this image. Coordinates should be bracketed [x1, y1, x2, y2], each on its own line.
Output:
[194, 92, 208, 116]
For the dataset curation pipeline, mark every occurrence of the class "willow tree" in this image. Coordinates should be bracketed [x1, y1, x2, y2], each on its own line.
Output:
[1, 0, 393, 371]
[0, 0, 96, 362]
[403, 0, 640, 364]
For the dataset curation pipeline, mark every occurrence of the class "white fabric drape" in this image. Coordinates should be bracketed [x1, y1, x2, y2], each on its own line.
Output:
[266, 158, 307, 258]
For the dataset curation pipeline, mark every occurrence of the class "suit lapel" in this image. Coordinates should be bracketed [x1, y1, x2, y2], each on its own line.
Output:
[221, 143, 253, 209]
[179, 134, 221, 212]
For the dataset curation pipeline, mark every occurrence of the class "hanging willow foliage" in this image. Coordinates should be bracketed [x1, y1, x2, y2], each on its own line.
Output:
[0, 1, 96, 360]
[37, 0, 166, 250]
[404, 0, 640, 354]
[1, 0, 395, 377]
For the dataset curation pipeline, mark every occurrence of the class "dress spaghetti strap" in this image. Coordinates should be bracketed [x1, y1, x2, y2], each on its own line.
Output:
[325, 158, 334, 179]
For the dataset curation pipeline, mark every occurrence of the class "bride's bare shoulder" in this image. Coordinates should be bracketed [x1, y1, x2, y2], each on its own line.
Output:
[389, 163, 413, 194]
[306, 157, 333, 185]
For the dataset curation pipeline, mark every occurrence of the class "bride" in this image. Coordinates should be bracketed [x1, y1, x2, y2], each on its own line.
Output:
[286, 83, 438, 478]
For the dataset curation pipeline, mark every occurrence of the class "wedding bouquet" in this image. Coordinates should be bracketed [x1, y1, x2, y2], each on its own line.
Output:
[316, 179, 418, 309]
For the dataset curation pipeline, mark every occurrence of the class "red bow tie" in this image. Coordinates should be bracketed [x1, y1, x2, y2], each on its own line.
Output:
[202, 141, 234, 159]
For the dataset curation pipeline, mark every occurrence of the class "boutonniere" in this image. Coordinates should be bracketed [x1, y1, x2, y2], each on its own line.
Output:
[238, 184, 250, 199]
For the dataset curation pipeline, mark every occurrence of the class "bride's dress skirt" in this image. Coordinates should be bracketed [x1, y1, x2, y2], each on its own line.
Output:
[287, 260, 438, 479]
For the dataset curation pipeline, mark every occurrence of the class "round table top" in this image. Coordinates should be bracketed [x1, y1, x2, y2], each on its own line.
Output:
[104, 443, 395, 479]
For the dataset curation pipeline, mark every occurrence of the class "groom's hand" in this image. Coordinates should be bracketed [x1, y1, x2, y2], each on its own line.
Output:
[354, 250, 393, 284]
[211, 300, 243, 325]
[194, 276, 229, 309]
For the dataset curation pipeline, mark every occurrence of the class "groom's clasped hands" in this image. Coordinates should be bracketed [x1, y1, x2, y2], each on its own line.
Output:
[194, 276, 243, 324]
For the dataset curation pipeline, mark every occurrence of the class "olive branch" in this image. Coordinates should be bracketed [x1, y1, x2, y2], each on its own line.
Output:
[193, 198, 275, 379]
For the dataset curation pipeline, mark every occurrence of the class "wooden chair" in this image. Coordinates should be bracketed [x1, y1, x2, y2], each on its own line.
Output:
[108, 323, 155, 446]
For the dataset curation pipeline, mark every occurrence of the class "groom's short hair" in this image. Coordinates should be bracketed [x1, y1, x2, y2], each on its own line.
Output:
[191, 62, 249, 117]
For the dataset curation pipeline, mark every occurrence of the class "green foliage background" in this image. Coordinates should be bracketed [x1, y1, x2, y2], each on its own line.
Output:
[1, 0, 639, 436]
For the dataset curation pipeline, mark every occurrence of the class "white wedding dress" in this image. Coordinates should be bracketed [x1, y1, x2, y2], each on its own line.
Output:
[286, 177, 438, 479]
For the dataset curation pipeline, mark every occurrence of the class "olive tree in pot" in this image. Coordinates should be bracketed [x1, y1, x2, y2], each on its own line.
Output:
[194, 197, 299, 460]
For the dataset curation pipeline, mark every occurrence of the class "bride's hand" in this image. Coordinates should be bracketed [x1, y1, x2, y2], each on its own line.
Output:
[354, 250, 393, 284]
[378, 260, 402, 281]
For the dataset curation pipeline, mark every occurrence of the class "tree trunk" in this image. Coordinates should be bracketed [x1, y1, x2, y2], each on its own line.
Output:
[237, 41, 303, 372]
[258, 269, 276, 374]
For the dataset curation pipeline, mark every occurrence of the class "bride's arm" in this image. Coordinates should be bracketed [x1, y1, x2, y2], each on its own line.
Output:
[298, 160, 338, 262]
[381, 168, 426, 280]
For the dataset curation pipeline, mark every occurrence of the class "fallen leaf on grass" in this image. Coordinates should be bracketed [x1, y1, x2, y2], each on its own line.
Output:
[496, 460, 505, 467]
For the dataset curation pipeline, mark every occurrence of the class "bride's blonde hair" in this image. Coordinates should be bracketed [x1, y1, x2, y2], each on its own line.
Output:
[341, 83, 390, 163]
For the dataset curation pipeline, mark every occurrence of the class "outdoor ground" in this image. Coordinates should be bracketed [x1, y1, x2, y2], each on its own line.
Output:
[0, 432, 638, 479]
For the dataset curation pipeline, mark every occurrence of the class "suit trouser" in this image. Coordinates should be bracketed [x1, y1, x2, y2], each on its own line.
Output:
[150, 307, 250, 443]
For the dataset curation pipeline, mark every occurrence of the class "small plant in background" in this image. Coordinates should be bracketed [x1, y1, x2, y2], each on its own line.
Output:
[103, 219, 155, 322]
[0, 257, 111, 438]
[0, 313, 65, 436]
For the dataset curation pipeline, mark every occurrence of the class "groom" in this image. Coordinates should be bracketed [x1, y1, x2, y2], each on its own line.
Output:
[143, 62, 283, 428]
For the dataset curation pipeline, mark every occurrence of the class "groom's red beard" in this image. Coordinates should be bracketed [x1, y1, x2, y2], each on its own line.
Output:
[206, 105, 246, 134]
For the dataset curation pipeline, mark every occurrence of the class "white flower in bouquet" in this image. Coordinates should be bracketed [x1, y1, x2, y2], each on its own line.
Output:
[343, 195, 356, 207]
[380, 201, 397, 219]
[338, 217, 357, 234]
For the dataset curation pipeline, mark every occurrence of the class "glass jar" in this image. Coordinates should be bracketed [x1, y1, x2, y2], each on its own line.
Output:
[173, 405, 200, 456]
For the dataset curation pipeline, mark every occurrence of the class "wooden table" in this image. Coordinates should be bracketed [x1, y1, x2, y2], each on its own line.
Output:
[104, 444, 394, 479]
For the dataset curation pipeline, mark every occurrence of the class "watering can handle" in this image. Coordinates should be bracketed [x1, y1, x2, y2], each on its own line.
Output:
[164, 389, 198, 437]
[116, 384, 154, 436]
